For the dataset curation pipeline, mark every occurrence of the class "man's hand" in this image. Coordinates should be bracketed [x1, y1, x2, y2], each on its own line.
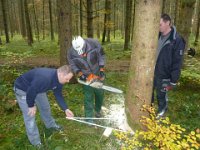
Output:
[99, 67, 105, 81]
[28, 106, 37, 117]
[164, 82, 176, 91]
[65, 109, 74, 117]
[77, 71, 87, 81]
[162, 80, 176, 92]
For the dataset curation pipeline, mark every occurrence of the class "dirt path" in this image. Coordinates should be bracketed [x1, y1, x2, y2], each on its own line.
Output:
[0, 57, 130, 72]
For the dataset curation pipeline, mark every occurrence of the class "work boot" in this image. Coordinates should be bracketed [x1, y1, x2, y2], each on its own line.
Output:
[156, 108, 167, 119]
[35, 143, 44, 150]
[95, 112, 101, 118]
[51, 124, 63, 132]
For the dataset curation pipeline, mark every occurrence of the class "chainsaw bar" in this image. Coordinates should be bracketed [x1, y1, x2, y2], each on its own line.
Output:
[77, 79, 123, 94]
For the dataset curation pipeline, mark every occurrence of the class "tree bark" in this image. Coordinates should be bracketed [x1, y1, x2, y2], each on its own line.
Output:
[24, 0, 33, 46]
[126, 0, 161, 130]
[42, 0, 45, 40]
[106, 0, 111, 42]
[32, 0, 40, 41]
[57, 0, 72, 65]
[124, 0, 133, 50]
[86, 0, 93, 38]
[79, 0, 83, 36]
[176, 0, 196, 50]
[18, 0, 26, 38]
[1, 0, 10, 43]
[49, 0, 54, 41]
[194, 0, 200, 45]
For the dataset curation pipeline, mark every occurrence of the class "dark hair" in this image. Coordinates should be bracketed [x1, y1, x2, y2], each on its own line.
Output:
[58, 65, 72, 75]
[161, 13, 171, 24]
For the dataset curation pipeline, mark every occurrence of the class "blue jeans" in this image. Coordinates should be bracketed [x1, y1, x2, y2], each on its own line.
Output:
[14, 87, 57, 146]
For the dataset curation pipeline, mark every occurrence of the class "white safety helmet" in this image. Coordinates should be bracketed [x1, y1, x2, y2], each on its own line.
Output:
[72, 36, 85, 55]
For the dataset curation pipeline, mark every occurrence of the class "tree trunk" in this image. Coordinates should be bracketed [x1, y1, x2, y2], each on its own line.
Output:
[106, 0, 111, 42]
[176, 0, 195, 50]
[1, 0, 10, 43]
[124, 0, 133, 50]
[80, 0, 83, 36]
[57, 0, 72, 65]
[126, 0, 161, 130]
[49, 0, 54, 41]
[113, 0, 116, 39]
[18, 0, 26, 38]
[102, 0, 108, 43]
[42, 0, 45, 40]
[0, 37, 2, 45]
[86, 0, 93, 38]
[194, 0, 200, 45]
[24, 0, 33, 46]
[32, 0, 40, 41]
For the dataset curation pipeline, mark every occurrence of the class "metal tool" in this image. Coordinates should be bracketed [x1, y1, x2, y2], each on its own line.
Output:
[77, 79, 123, 94]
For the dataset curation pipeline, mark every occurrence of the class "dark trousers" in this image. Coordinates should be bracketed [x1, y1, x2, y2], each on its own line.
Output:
[152, 78, 168, 113]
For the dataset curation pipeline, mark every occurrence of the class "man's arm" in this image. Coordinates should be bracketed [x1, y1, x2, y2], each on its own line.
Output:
[170, 37, 185, 83]
[53, 86, 74, 117]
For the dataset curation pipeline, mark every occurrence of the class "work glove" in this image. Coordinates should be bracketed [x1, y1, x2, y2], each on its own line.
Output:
[161, 79, 176, 92]
[99, 66, 106, 81]
[77, 71, 87, 81]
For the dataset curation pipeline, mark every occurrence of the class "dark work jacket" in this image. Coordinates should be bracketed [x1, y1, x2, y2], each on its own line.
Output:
[14, 68, 68, 111]
[67, 38, 105, 76]
[155, 26, 185, 83]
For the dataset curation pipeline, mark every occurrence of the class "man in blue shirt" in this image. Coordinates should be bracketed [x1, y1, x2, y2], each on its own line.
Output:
[14, 65, 74, 147]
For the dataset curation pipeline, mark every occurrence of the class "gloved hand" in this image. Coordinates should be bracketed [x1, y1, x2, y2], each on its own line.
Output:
[161, 79, 176, 92]
[77, 71, 87, 81]
[99, 66, 105, 81]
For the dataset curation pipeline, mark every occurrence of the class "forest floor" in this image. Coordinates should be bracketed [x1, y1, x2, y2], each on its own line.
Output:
[0, 36, 200, 149]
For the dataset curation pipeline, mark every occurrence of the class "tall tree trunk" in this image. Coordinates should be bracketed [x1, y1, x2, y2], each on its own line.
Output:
[19, 0, 26, 38]
[113, 0, 116, 39]
[86, 0, 93, 38]
[102, 0, 108, 43]
[124, 0, 133, 50]
[176, 0, 195, 50]
[194, 0, 200, 45]
[49, 0, 54, 41]
[1, 0, 10, 43]
[95, 1, 100, 39]
[126, 0, 161, 129]
[32, 0, 40, 41]
[131, 0, 136, 41]
[79, 0, 83, 36]
[106, 0, 111, 42]
[42, 0, 45, 40]
[174, 0, 179, 25]
[57, 0, 72, 65]
[8, 1, 14, 38]
[24, 0, 33, 46]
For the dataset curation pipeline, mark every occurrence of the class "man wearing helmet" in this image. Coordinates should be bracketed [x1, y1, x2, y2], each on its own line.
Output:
[68, 36, 106, 122]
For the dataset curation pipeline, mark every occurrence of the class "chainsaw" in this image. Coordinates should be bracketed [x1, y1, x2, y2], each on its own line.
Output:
[77, 78, 123, 94]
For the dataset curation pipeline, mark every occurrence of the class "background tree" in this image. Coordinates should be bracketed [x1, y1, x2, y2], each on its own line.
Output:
[18, 0, 26, 38]
[124, 0, 133, 50]
[1, 0, 9, 43]
[126, 0, 161, 129]
[49, 0, 54, 41]
[176, 0, 196, 50]
[194, 0, 200, 45]
[57, 0, 72, 65]
[86, 0, 93, 38]
[24, 0, 33, 46]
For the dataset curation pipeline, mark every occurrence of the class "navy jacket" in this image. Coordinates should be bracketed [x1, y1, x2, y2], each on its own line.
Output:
[68, 38, 105, 76]
[155, 26, 185, 83]
[14, 68, 68, 111]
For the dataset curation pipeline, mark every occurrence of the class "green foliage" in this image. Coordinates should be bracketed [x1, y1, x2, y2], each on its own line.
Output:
[114, 105, 200, 150]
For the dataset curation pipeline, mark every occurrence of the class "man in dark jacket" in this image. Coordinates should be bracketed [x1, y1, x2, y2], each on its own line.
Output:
[68, 36, 105, 122]
[14, 65, 74, 147]
[152, 14, 185, 118]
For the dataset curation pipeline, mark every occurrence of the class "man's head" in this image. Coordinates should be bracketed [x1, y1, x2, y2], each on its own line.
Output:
[159, 14, 171, 35]
[57, 65, 73, 84]
[72, 36, 85, 55]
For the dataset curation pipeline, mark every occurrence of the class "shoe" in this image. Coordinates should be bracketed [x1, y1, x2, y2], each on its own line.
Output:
[35, 143, 44, 150]
[51, 124, 63, 131]
[156, 108, 167, 119]
[95, 112, 101, 118]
